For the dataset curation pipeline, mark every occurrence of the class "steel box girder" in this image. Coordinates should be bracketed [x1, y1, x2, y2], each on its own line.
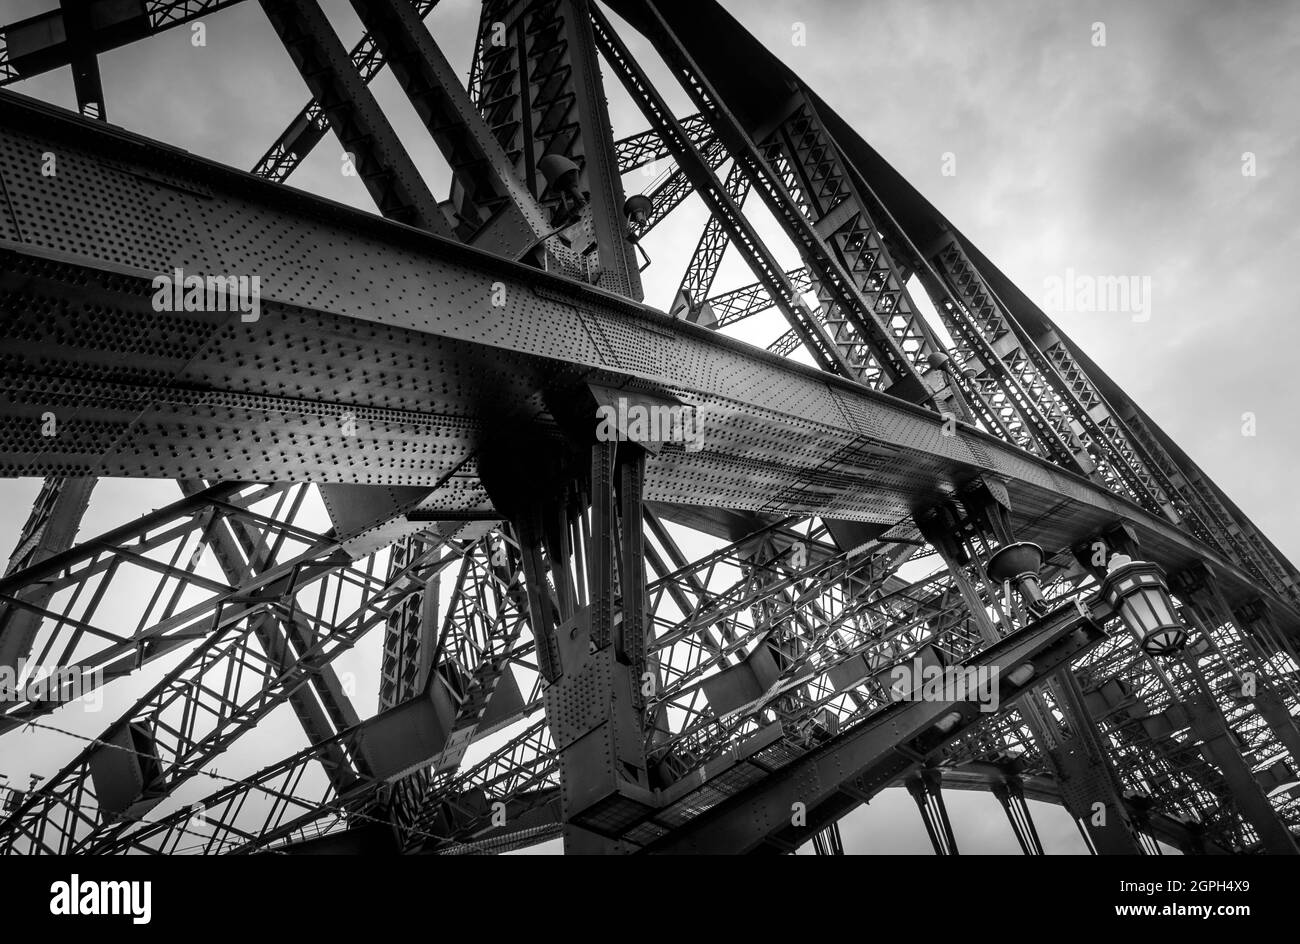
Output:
[0, 90, 1293, 642]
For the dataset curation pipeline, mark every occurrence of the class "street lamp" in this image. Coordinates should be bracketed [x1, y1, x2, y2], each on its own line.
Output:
[1098, 554, 1189, 657]
[623, 194, 653, 227]
[622, 194, 654, 271]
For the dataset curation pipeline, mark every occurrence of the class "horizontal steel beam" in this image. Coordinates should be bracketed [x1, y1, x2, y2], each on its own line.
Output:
[0, 1, 246, 83]
[0, 90, 1293, 642]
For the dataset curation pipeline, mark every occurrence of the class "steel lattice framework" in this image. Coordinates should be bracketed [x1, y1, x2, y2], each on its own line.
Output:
[0, 0, 1298, 856]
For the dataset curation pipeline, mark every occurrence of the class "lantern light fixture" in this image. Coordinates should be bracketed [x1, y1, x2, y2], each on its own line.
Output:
[934, 710, 963, 734]
[1099, 554, 1189, 657]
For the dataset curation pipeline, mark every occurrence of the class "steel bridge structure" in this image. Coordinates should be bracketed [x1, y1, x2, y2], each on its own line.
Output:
[0, 0, 1298, 855]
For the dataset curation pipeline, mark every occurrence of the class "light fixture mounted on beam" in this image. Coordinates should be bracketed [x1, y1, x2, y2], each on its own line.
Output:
[987, 541, 1048, 614]
[1099, 554, 1189, 657]
[538, 153, 586, 225]
[622, 194, 654, 270]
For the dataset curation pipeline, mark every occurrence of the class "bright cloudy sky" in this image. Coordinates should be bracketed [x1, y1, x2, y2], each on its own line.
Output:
[2, 0, 1296, 853]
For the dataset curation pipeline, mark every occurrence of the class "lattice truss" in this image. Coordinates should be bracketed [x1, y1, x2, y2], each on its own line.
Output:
[0, 0, 1298, 855]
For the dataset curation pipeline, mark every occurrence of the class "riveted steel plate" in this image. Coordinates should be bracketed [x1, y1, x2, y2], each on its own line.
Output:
[0, 92, 1291, 628]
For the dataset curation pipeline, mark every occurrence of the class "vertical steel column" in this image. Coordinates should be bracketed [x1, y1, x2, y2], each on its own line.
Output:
[991, 777, 1044, 854]
[516, 509, 563, 685]
[617, 452, 647, 681]
[812, 821, 845, 855]
[905, 769, 959, 855]
[58, 1, 107, 120]
[556, 0, 643, 299]
[504, 439, 653, 854]
[477, 0, 642, 295]
[547, 441, 652, 853]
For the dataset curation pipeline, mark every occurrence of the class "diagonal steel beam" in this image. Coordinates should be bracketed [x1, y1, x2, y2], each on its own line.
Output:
[587, 5, 849, 375]
[1, 476, 95, 674]
[641, 596, 1109, 853]
[346, 0, 549, 258]
[258, 0, 451, 234]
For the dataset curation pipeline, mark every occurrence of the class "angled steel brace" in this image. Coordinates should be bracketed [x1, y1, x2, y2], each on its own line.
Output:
[259, 0, 452, 233]
[673, 161, 750, 321]
[610, 0, 937, 403]
[177, 479, 361, 792]
[347, 0, 550, 259]
[587, 3, 849, 375]
[253, 1, 444, 181]
[0, 476, 95, 674]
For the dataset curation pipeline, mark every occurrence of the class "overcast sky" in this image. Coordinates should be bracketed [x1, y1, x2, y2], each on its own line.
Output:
[4, 0, 1296, 853]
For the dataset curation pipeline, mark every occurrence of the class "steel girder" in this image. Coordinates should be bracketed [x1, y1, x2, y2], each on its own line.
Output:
[607, 0, 1300, 605]
[1, 476, 96, 675]
[0, 0, 1289, 611]
[0, 1, 445, 184]
[0, 2, 247, 86]
[259, 0, 451, 234]
[0, 482, 370, 854]
[0, 0, 1297, 856]
[470, 0, 643, 298]
[0, 91, 1288, 627]
[2, 85, 1300, 858]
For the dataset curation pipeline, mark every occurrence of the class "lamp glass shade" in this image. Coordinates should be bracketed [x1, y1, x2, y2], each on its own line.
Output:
[1101, 559, 1188, 657]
